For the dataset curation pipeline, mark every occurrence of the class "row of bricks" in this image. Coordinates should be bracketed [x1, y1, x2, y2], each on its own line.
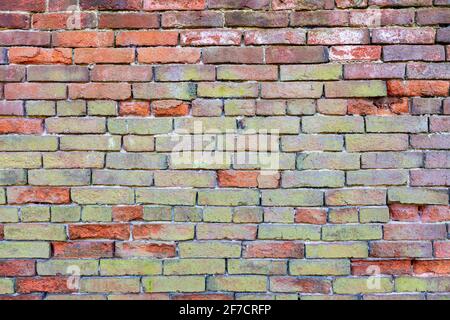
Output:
[0, 28, 449, 47]
[0, 186, 448, 205]
[0, 222, 448, 241]
[0, 239, 448, 259]
[3, 0, 449, 13]
[0, 204, 448, 224]
[1, 98, 450, 117]
[2, 46, 450, 65]
[2, 81, 450, 100]
[1, 8, 450, 30]
[1, 115, 449, 134]
[0, 168, 448, 187]
[0, 258, 448, 278]
[1, 63, 450, 82]
[1, 274, 450, 295]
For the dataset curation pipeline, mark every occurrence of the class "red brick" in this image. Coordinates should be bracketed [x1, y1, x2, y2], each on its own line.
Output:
[91, 65, 152, 82]
[435, 241, 450, 258]
[384, 224, 447, 240]
[52, 242, 114, 259]
[421, 205, 450, 222]
[162, 11, 224, 28]
[344, 63, 405, 79]
[272, 0, 334, 10]
[80, 0, 142, 10]
[389, 204, 420, 221]
[0, 0, 46, 12]
[294, 208, 327, 224]
[270, 277, 331, 294]
[244, 29, 306, 45]
[225, 11, 288, 27]
[74, 48, 135, 64]
[266, 46, 328, 64]
[119, 101, 151, 117]
[181, 30, 241, 46]
[349, 9, 414, 27]
[69, 224, 130, 240]
[0, 295, 43, 300]
[152, 100, 190, 117]
[218, 170, 259, 188]
[0, 260, 35, 276]
[113, 206, 144, 222]
[0, 31, 50, 46]
[9, 47, 72, 64]
[417, 8, 450, 25]
[117, 31, 178, 46]
[352, 260, 411, 275]
[172, 294, 233, 300]
[291, 10, 349, 27]
[348, 98, 409, 115]
[143, 0, 206, 11]
[17, 277, 75, 293]
[138, 48, 201, 64]
[0, 119, 43, 134]
[0, 13, 30, 29]
[410, 169, 450, 186]
[69, 83, 131, 100]
[52, 31, 114, 47]
[48, 0, 77, 11]
[330, 45, 382, 61]
[99, 13, 159, 29]
[413, 260, 450, 275]
[0, 101, 24, 116]
[0, 65, 26, 82]
[387, 80, 450, 97]
[383, 45, 446, 62]
[32, 13, 96, 30]
[243, 241, 304, 258]
[7, 187, 70, 204]
[370, 241, 432, 258]
[308, 28, 369, 45]
[203, 47, 263, 64]
[372, 27, 435, 44]
[115, 242, 176, 258]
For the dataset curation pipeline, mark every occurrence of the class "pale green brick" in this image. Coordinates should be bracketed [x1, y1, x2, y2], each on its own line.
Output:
[123, 136, 154, 152]
[224, 99, 256, 116]
[325, 81, 387, 98]
[282, 135, 344, 152]
[228, 259, 287, 275]
[56, 101, 86, 116]
[136, 188, 196, 205]
[26, 101, 55, 116]
[51, 206, 81, 222]
[0, 136, 58, 151]
[46, 294, 106, 300]
[203, 207, 233, 223]
[0, 153, 41, 169]
[302, 116, 364, 133]
[207, 276, 267, 292]
[80, 277, 140, 293]
[346, 134, 409, 152]
[0, 241, 50, 258]
[388, 187, 449, 205]
[164, 259, 225, 275]
[43, 152, 104, 169]
[259, 224, 321, 240]
[306, 242, 368, 258]
[366, 116, 428, 133]
[82, 206, 112, 222]
[317, 99, 347, 115]
[297, 152, 360, 170]
[93, 170, 153, 187]
[0, 169, 26, 185]
[359, 207, 390, 223]
[100, 259, 161, 276]
[108, 118, 172, 135]
[0, 207, 19, 223]
[282, 170, 345, 188]
[37, 259, 98, 276]
[326, 189, 387, 206]
[174, 207, 202, 222]
[396, 277, 450, 292]
[346, 169, 408, 186]
[233, 153, 296, 171]
[28, 169, 91, 186]
[155, 65, 215, 82]
[46, 117, 105, 134]
[4, 224, 66, 241]
[72, 187, 134, 205]
[334, 277, 394, 294]
[143, 276, 205, 293]
[170, 152, 232, 170]
[198, 189, 260, 206]
[21, 206, 50, 222]
[179, 241, 241, 258]
[286, 99, 316, 115]
[262, 190, 323, 207]
[322, 225, 383, 241]
[263, 207, 294, 223]
[143, 206, 171, 221]
[198, 82, 258, 98]
[60, 135, 121, 151]
[281, 64, 342, 81]
[0, 278, 14, 294]
[233, 207, 263, 223]
[362, 152, 424, 169]
[241, 116, 301, 134]
[290, 259, 350, 276]
[88, 101, 117, 116]
[174, 117, 237, 133]
[329, 208, 359, 224]
[106, 153, 167, 170]
[154, 171, 216, 188]
[133, 83, 196, 100]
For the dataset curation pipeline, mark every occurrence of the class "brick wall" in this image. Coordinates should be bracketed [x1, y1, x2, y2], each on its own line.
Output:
[0, 0, 449, 300]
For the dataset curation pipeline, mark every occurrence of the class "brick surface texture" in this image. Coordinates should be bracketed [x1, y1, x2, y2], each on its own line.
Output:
[0, 0, 449, 301]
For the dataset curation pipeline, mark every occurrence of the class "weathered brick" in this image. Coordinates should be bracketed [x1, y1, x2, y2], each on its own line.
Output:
[208, 276, 266, 292]
[71, 187, 134, 205]
[326, 189, 387, 206]
[290, 259, 350, 276]
[334, 277, 394, 294]
[372, 28, 435, 44]
[80, 278, 140, 293]
[265, 46, 328, 64]
[0, 242, 50, 258]
[346, 134, 409, 152]
[309, 28, 369, 45]
[182, 30, 242, 46]
[179, 241, 241, 258]
[270, 277, 331, 294]
[388, 187, 449, 205]
[244, 29, 306, 45]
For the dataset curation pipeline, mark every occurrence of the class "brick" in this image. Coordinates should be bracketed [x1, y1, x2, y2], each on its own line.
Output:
[411, 134, 450, 150]
[155, 65, 215, 82]
[225, 11, 288, 27]
[384, 224, 447, 240]
[330, 46, 382, 61]
[410, 169, 450, 186]
[218, 65, 278, 81]
[421, 205, 450, 222]
[92, 65, 152, 82]
[43, 152, 104, 169]
[417, 8, 450, 25]
[297, 152, 359, 170]
[109, 118, 172, 135]
[372, 28, 435, 44]
[437, 27, 450, 43]
[93, 170, 153, 187]
[74, 48, 134, 64]
[162, 11, 223, 28]
[334, 277, 394, 294]
[80, 278, 140, 293]
[352, 260, 412, 275]
[390, 204, 420, 221]
[326, 189, 387, 206]
[115, 242, 175, 258]
[80, 0, 142, 10]
[325, 81, 387, 98]
[281, 64, 342, 81]
[244, 29, 306, 45]
[360, 207, 390, 223]
[371, 241, 433, 258]
[309, 28, 369, 45]
[53, 31, 114, 47]
[282, 135, 343, 152]
[228, 259, 286, 275]
[350, 9, 414, 27]
[46, 118, 105, 134]
[8, 187, 69, 204]
[0, 31, 50, 46]
[208, 276, 266, 292]
[244, 241, 303, 258]
[411, 98, 443, 115]
[0, 119, 43, 135]
[262, 190, 323, 207]
[407, 63, 450, 80]
[29, 169, 90, 186]
[179, 241, 241, 258]
[72, 187, 134, 205]
[430, 116, 450, 132]
[117, 31, 178, 47]
[384, 45, 445, 62]
[0, 242, 50, 258]
[291, 259, 350, 276]
[270, 277, 331, 294]
[209, 0, 270, 9]
[99, 13, 159, 29]
[133, 83, 196, 100]
[413, 260, 450, 275]
[69, 224, 129, 240]
[100, 259, 161, 276]
[261, 83, 323, 99]
[435, 242, 450, 258]
[69, 83, 131, 100]
[348, 97, 407, 117]
[143, 0, 206, 10]
[182, 30, 241, 46]
[144, 276, 205, 293]
[265, 46, 328, 64]
[345, 63, 405, 79]
[5, 83, 66, 100]
[366, 116, 428, 133]
[17, 277, 75, 294]
[0, 0, 46, 11]
[137, 189, 196, 205]
[32, 12, 96, 30]
[388, 187, 449, 205]
[283, 170, 344, 188]
[138, 48, 200, 64]
[133, 224, 194, 241]
[395, 277, 450, 292]
[37, 259, 98, 276]
[425, 151, 450, 168]
[165, 259, 225, 275]
[346, 134, 409, 152]
[0, 260, 35, 277]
